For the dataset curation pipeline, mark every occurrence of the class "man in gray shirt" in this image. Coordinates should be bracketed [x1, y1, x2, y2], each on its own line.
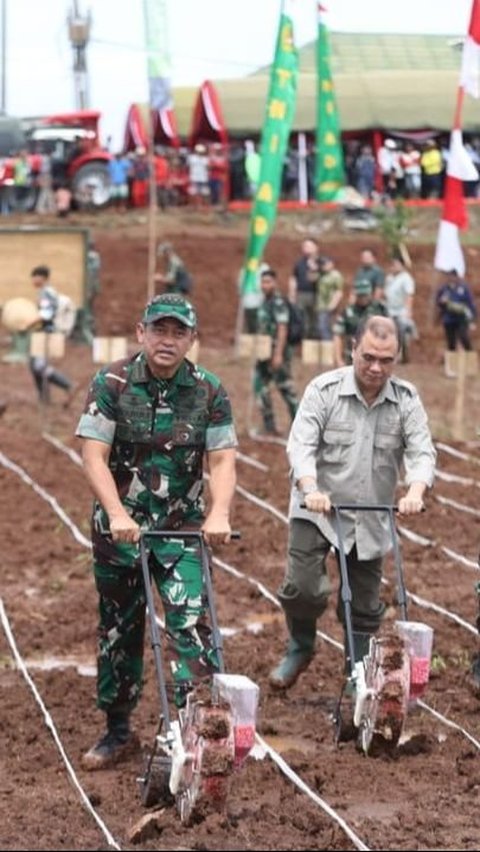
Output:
[269, 315, 436, 690]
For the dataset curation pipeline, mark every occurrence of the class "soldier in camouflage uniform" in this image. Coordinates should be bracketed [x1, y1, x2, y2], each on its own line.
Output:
[254, 268, 299, 435]
[76, 293, 238, 770]
[333, 279, 389, 367]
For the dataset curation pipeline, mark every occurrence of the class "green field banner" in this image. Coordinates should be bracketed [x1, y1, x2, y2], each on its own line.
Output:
[242, 0, 298, 294]
[315, 5, 345, 201]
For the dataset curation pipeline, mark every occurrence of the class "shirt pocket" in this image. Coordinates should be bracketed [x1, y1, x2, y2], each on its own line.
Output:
[322, 420, 355, 463]
[373, 424, 403, 468]
[116, 396, 153, 443]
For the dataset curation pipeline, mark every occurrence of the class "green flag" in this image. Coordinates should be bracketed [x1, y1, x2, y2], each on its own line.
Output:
[242, 2, 298, 294]
[143, 0, 172, 112]
[315, 6, 345, 201]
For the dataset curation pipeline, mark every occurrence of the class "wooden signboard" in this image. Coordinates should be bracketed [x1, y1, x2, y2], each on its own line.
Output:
[238, 333, 255, 359]
[0, 226, 88, 309]
[93, 337, 128, 364]
[30, 332, 66, 360]
[301, 339, 320, 364]
[254, 334, 272, 360]
[320, 341, 335, 366]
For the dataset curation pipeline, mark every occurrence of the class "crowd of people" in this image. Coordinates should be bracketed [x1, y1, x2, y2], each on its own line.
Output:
[4, 132, 480, 216]
[238, 237, 478, 436]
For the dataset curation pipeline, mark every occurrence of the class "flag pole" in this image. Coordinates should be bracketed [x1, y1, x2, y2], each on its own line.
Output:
[147, 114, 157, 303]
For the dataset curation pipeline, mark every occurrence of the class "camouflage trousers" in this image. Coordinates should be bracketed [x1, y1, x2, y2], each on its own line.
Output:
[93, 538, 219, 712]
[254, 358, 298, 432]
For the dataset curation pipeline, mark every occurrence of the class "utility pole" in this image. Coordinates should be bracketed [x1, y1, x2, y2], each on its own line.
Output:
[67, 0, 91, 111]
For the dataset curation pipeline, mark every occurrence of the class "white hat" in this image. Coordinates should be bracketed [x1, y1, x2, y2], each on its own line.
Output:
[384, 139, 396, 149]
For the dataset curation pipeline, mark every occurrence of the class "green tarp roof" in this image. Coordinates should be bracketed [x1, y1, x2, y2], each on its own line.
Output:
[168, 32, 480, 136]
[260, 31, 465, 75]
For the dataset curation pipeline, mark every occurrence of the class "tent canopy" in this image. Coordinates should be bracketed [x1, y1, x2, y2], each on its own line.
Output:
[170, 70, 480, 137]
[127, 32, 480, 142]
[123, 103, 180, 152]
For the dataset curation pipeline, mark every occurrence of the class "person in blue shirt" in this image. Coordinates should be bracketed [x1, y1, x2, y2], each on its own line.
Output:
[107, 152, 131, 211]
[435, 268, 477, 353]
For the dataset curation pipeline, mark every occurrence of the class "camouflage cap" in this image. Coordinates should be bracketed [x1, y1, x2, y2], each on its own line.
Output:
[142, 293, 197, 328]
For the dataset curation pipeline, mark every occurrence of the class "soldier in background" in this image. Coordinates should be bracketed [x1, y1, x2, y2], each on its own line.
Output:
[254, 267, 298, 435]
[333, 280, 388, 367]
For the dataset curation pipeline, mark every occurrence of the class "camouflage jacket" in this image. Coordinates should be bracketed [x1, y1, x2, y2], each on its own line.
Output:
[76, 352, 237, 557]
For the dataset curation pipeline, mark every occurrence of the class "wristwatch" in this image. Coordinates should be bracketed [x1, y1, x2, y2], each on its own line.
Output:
[301, 482, 318, 496]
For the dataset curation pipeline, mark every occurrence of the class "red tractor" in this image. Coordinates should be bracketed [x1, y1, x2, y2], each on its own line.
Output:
[0, 110, 112, 211]
[24, 109, 112, 209]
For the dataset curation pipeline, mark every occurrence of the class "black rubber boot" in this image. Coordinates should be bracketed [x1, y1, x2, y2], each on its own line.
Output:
[81, 711, 139, 771]
[269, 618, 316, 689]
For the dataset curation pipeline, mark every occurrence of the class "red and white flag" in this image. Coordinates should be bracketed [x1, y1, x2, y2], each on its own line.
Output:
[435, 0, 480, 276]
[460, 0, 480, 96]
[434, 129, 478, 275]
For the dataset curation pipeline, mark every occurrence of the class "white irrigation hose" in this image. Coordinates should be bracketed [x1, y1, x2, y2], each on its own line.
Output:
[236, 451, 269, 472]
[436, 442, 480, 466]
[247, 428, 287, 447]
[417, 699, 480, 751]
[42, 433, 83, 466]
[406, 592, 477, 635]
[235, 483, 289, 524]
[440, 547, 478, 570]
[0, 452, 91, 549]
[255, 733, 370, 852]
[213, 556, 343, 651]
[0, 599, 122, 852]
[435, 494, 480, 517]
[435, 468, 479, 488]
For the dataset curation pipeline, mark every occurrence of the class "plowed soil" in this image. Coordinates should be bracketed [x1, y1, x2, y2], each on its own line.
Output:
[1, 207, 480, 851]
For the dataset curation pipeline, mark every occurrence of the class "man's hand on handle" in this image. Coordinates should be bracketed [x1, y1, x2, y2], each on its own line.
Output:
[303, 491, 331, 514]
[201, 511, 232, 546]
[109, 512, 141, 543]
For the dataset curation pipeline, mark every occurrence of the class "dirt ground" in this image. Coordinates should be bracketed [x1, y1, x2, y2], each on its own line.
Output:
[1, 207, 480, 851]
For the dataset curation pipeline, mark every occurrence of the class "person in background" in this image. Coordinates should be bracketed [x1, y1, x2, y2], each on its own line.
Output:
[28, 265, 74, 405]
[254, 268, 299, 436]
[384, 255, 417, 363]
[333, 280, 388, 367]
[420, 139, 444, 199]
[435, 268, 477, 369]
[208, 143, 228, 209]
[288, 238, 322, 339]
[354, 144, 376, 200]
[154, 147, 171, 211]
[154, 242, 192, 295]
[399, 142, 422, 199]
[76, 293, 238, 770]
[353, 248, 385, 300]
[108, 152, 131, 212]
[316, 256, 344, 341]
[269, 315, 436, 692]
[238, 261, 270, 335]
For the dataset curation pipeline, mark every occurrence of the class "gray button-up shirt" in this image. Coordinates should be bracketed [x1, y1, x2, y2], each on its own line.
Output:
[288, 366, 436, 559]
